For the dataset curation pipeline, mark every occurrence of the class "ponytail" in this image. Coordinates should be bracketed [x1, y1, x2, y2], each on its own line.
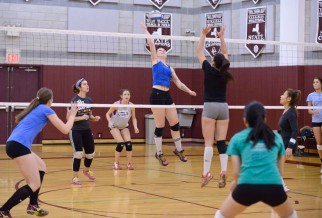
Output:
[15, 87, 53, 123]
[213, 53, 234, 82]
[245, 101, 276, 150]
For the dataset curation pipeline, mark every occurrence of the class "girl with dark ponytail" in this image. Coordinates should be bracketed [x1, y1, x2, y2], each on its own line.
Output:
[279, 88, 301, 191]
[214, 101, 297, 218]
[197, 26, 233, 188]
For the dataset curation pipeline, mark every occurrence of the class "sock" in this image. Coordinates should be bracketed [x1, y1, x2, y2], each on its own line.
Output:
[215, 210, 226, 218]
[73, 158, 81, 172]
[287, 210, 298, 218]
[219, 154, 228, 172]
[203, 147, 213, 176]
[154, 137, 163, 155]
[84, 158, 93, 168]
[0, 185, 33, 211]
[29, 171, 45, 205]
[174, 138, 183, 151]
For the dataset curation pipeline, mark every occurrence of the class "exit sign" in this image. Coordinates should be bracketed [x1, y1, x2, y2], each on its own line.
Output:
[6, 53, 20, 64]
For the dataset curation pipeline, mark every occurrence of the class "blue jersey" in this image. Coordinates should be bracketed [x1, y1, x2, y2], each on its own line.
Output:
[152, 61, 172, 88]
[227, 128, 285, 185]
[306, 92, 322, 123]
[7, 104, 55, 149]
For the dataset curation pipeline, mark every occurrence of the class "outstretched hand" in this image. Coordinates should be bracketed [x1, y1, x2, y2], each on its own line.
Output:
[69, 102, 78, 116]
[202, 26, 212, 35]
[217, 26, 225, 38]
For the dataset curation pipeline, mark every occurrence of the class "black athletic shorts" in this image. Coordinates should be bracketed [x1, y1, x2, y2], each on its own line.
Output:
[312, 122, 322, 127]
[232, 184, 287, 207]
[149, 88, 174, 105]
[6, 141, 31, 159]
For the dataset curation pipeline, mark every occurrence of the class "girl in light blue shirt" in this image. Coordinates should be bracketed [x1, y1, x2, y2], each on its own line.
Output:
[0, 87, 78, 218]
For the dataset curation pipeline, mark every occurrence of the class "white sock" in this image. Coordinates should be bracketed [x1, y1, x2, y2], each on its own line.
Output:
[174, 138, 183, 151]
[287, 210, 298, 218]
[214, 210, 226, 218]
[219, 154, 228, 172]
[203, 147, 213, 176]
[154, 137, 163, 155]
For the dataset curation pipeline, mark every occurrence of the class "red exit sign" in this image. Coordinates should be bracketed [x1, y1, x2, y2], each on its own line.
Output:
[6, 53, 20, 64]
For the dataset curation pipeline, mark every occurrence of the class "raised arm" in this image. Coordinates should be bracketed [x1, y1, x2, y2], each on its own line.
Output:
[49, 102, 78, 134]
[217, 26, 228, 60]
[197, 26, 212, 65]
[170, 67, 196, 96]
[141, 22, 158, 64]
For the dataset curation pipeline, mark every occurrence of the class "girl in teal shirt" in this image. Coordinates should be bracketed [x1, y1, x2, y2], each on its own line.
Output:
[215, 101, 297, 218]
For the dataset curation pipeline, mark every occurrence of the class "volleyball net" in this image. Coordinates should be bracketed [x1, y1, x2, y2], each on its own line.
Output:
[0, 26, 321, 68]
[0, 26, 322, 111]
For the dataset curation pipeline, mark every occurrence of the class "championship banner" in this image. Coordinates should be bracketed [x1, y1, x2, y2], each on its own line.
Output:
[205, 12, 223, 57]
[145, 12, 172, 53]
[149, 0, 170, 10]
[89, 0, 101, 6]
[252, 0, 260, 4]
[206, 0, 221, 10]
[317, 0, 322, 44]
[245, 7, 266, 58]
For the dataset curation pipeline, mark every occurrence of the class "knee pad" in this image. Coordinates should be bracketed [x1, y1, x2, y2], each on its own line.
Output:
[154, 127, 164, 137]
[287, 210, 298, 218]
[170, 123, 180, 131]
[216, 140, 227, 154]
[125, 141, 132, 151]
[115, 142, 124, 152]
[73, 151, 83, 159]
[85, 152, 95, 159]
[317, 145, 322, 150]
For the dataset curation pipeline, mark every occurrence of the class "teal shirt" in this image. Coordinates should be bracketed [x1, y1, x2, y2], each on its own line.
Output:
[227, 128, 285, 185]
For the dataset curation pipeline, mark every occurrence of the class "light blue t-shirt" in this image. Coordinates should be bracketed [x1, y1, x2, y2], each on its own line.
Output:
[7, 104, 55, 149]
[227, 128, 285, 185]
[306, 92, 322, 123]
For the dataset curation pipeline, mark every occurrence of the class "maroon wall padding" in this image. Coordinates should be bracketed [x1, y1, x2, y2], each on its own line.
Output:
[41, 65, 322, 141]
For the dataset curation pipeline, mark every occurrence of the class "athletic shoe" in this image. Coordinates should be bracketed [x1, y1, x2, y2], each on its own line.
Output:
[83, 170, 96, 181]
[284, 185, 290, 192]
[218, 173, 227, 188]
[201, 172, 213, 187]
[127, 163, 134, 170]
[173, 149, 188, 162]
[155, 153, 168, 166]
[0, 211, 12, 218]
[113, 162, 122, 170]
[72, 177, 81, 185]
[26, 204, 49, 216]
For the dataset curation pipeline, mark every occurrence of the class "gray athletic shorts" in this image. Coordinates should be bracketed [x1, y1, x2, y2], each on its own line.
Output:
[202, 102, 229, 120]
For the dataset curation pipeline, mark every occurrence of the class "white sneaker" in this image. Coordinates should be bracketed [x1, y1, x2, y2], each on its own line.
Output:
[284, 185, 290, 192]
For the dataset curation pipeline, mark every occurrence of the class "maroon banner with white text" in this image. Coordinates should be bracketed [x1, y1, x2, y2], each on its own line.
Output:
[205, 12, 223, 57]
[317, 0, 322, 44]
[245, 7, 266, 58]
[145, 12, 172, 54]
[149, 0, 170, 10]
[206, 0, 221, 10]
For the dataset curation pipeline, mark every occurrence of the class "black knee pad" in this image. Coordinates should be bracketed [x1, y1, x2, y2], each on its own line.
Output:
[216, 140, 227, 154]
[154, 127, 164, 137]
[115, 142, 124, 152]
[125, 141, 132, 151]
[170, 123, 180, 131]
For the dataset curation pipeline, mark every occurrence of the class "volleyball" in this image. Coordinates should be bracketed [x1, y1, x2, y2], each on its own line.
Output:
[148, 10, 162, 21]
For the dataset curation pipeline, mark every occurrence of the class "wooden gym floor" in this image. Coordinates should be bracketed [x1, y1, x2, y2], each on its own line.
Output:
[0, 143, 321, 218]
